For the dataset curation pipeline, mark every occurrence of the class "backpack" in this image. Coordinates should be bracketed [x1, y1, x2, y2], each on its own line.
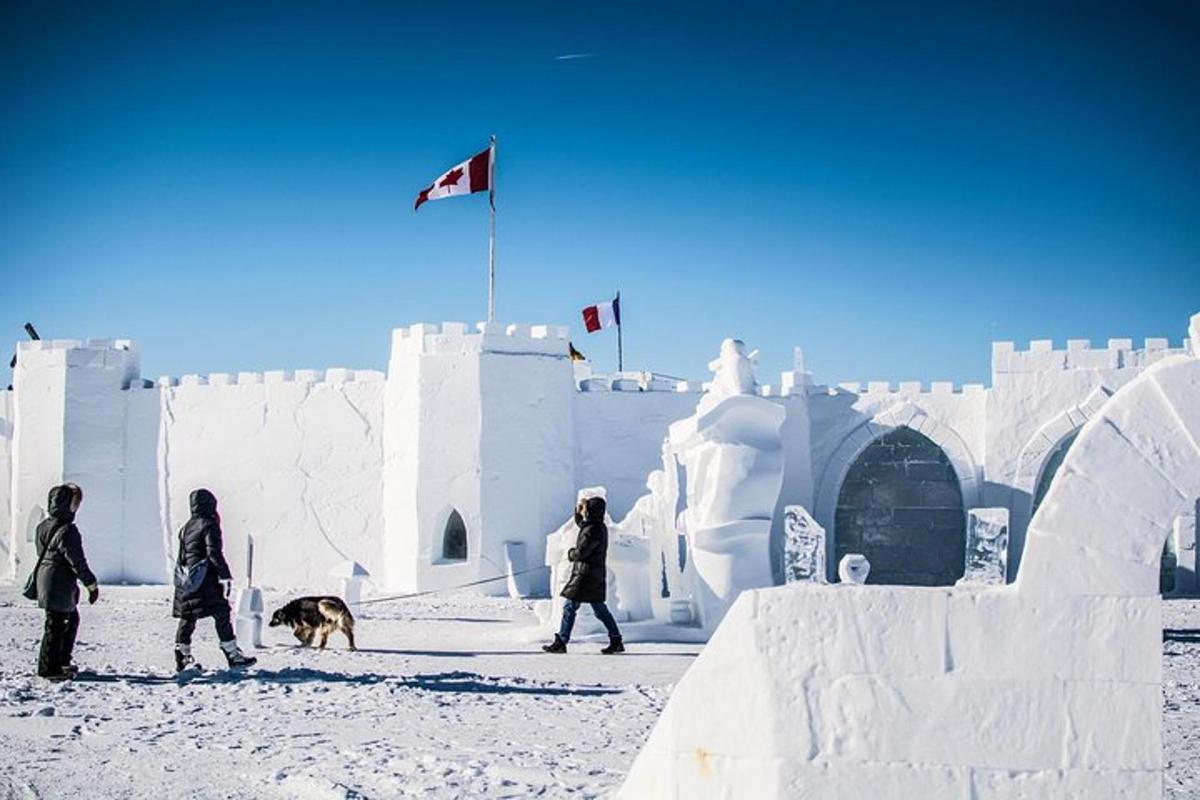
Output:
[173, 530, 210, 597]
[21, 522, 68, 601]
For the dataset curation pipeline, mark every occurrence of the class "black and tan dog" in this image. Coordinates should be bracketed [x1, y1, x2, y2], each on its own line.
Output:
[269, 596, 357, 651]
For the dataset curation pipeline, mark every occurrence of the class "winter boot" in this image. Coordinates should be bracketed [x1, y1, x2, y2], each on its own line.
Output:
[601, 636, 625, 655]
[220, 640, 257, 669]
[174, 645, 198, 673]
[541, 635, 567, 654]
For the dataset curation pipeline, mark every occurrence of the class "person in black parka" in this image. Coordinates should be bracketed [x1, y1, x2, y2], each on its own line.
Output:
[35, 484, 99, 680]
[172, 488, 256, 671]
[543, 495, 624, 654]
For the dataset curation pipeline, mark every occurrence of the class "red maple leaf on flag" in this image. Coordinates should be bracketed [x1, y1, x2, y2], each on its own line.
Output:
[439, 167, 464, 188]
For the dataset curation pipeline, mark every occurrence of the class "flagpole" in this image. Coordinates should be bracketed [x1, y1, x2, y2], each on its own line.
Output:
[616, 290, 623, 372]
[488, 134, 496, 322]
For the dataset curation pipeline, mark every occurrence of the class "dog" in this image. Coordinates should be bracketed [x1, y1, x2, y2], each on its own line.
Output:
[269, 596, 357, 651]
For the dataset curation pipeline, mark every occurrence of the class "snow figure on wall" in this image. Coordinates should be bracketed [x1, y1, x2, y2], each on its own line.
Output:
[697, 338, 760, 415]
[668, 338, 785, 633]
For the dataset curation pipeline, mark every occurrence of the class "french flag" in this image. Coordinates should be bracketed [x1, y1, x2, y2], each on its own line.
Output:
[582, 295, 620, 333]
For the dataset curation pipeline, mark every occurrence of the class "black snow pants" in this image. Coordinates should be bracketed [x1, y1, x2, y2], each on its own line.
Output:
[38, 610, 80, 677]
[175, 607, 235, 646]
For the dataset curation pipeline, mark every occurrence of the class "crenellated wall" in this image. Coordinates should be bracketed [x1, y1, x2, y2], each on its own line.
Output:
[5, 317, 1194, 592]
[6, 337, 385, 590]
[383, 321, 577, 594]
[152, 370, 385, 591]
[986, 336, 1195, 577]
[807, 379, 988, 578]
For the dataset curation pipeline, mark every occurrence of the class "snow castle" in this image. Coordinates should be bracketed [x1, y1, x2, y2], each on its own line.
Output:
[2, 315, 1198, 602]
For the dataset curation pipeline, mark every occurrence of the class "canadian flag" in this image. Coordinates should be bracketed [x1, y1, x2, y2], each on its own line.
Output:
[414, 146, 492, 211]
[582, 295, 620, 333]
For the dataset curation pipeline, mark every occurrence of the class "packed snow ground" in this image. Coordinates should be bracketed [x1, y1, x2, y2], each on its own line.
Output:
[1, 585, 1198, 799]
[1164, 600, 1200, 800]
[0, 585, 700, 799]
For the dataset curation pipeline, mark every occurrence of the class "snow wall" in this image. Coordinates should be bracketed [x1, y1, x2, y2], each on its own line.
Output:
[6, 337, 387, 592]
[156, 371, 385, 591]
[5, 318, 1191, 598]
[0, 390, 12, 578]
[619, 342, 1200, 799]
[382, 322, 578, 595]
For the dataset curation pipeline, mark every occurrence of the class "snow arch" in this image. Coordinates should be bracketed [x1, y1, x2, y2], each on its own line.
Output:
[1011, 385, 1112, 503]
[813, 400, 981, 575]
[1017, 355, 1200, 595]
[619, 329, 1200, 799]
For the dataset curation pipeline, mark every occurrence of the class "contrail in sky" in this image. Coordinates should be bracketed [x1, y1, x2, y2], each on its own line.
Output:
[554, 53, 596, 61]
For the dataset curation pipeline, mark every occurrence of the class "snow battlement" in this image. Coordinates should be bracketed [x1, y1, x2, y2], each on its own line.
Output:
[16, 337, 136, 354]
[579, 371, 699, 393]
[817, 380, 987, 397]
[390, 321, 570, 358]
[144, 368, 384, 390]
[992, 336, 1192, 375]
[578, 369, 813, 397]
[14, 337, 141, 389]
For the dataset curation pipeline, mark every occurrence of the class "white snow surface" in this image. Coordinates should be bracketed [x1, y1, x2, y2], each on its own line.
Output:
[2, 585, 1198, 798]
[0, 585, 701, 799]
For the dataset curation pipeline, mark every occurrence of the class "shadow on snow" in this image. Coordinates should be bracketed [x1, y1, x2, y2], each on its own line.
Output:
[394, 670, 622, 696]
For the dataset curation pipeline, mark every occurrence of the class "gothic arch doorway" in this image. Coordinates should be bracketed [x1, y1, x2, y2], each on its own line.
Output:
[834, 426, 966, 585]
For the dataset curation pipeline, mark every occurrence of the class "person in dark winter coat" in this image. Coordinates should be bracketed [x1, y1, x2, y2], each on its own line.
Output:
[171, 488, 256, 671]
[543, 495, 624, 654]
[35, 483, 99, 680]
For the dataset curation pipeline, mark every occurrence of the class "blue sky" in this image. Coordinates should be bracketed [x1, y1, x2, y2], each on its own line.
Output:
[2, 1, 1197, 385]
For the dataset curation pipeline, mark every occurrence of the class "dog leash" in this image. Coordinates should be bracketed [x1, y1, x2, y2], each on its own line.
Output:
[349, 565, 549, 607]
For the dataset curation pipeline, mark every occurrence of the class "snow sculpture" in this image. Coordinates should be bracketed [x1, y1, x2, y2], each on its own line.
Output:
[537, 338, 784, 638]
[837, 553, 869, 584]
[234, 535, 263, 647]
[540, 487, 629, 630]
[621, 329, 1200, 799]
[668, 339, 785, 632]
[783, 505, 826, 584]
[234, 588, 264, 648]
[329, 560, 370, 610]
[959, 508, 1009, 586]
[503, 541, 534, 599]
[545, 487, 606, 590]
[697, 338, 759, 415]
[612, 464, 692, 621]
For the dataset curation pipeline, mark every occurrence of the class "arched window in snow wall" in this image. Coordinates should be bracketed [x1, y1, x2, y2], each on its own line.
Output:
[835, 426, 965, 586]
[441, 509, 468, 562]
[1032, 431, 1079, 517]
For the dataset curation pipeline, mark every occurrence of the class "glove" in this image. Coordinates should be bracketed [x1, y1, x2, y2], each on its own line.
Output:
[86, 584, 99, 605]
[220, 579, 233, 599]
